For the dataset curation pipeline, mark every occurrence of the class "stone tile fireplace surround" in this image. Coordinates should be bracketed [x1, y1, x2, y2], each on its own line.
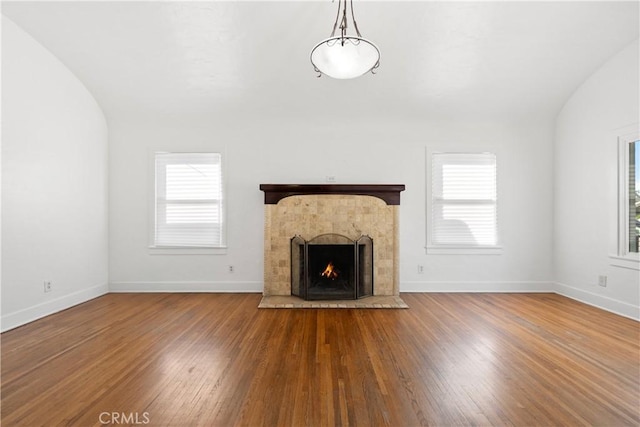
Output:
[259, 184, 405, 306]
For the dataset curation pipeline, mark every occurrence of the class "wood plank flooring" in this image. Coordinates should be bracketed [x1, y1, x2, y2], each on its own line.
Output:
[1, 293, 639, 426]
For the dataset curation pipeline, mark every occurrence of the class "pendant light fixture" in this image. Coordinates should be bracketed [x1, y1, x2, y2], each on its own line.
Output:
[310, 0, 380, 79]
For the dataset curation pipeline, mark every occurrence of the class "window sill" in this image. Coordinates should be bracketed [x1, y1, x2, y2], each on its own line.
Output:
[149, 246, 228, 255]
[609, 254, 640, 271]
[426, 245, 503, 255]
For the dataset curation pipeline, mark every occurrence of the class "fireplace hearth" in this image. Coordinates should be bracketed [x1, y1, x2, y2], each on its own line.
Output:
[291, 233, 373, 300]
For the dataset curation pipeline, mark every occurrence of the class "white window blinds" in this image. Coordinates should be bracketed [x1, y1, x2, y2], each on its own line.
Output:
[431, 152, 497, 247]
[155, 153, 225, 247]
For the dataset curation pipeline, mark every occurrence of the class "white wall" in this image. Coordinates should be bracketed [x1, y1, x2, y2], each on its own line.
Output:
[109, 115, 554, 293]
[554, 39, 640, 319]
[1, 17, 109, 331]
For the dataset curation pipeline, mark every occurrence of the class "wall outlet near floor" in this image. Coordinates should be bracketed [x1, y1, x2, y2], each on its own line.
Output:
[228, 265, 234, 273]
[598, 275, 607, 287]
[418, 265, 424, 274]
[44, 281, 52, 293]
[325, 175, 336, 183]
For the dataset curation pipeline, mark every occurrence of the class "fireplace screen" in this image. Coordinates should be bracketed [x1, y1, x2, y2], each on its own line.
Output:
[291, 233, 373, 300]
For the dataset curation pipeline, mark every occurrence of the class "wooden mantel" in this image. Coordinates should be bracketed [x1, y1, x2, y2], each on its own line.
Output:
[259, 184, 406, 206]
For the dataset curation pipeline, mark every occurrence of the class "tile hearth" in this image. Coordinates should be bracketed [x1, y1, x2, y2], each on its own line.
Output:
[258, 295, 408, 309]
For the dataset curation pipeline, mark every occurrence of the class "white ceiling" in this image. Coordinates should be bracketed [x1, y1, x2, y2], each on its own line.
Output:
[2, 1, 639, 122]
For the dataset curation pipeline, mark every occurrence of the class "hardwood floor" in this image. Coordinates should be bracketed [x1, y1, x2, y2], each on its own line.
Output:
[1, 293, 638, 426]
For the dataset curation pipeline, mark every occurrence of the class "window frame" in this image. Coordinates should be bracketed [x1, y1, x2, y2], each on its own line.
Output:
[426, 148, 502, 255]
[149, 151, 227, 255]
[614, 130, 640, 269]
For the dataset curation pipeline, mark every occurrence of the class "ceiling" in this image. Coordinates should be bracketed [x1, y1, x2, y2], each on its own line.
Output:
[2, 1, 639, 123]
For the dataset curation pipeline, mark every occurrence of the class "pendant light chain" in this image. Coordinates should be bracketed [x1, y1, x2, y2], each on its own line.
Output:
[329, 0, 362, 41]
[340, 1, 348, 45]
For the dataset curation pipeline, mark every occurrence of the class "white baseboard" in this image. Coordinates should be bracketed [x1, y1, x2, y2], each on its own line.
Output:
[109, 281, 263, 293]
[1, 283, 109, 332]
[400, 281, 554, 293]
[553, 281, 640, 321]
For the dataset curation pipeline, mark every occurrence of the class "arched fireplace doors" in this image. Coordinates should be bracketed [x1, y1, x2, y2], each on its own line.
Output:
[291, 233, 373, 301]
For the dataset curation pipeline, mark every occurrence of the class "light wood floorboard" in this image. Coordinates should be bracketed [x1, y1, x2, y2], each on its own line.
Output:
[1, 293, 639, 426]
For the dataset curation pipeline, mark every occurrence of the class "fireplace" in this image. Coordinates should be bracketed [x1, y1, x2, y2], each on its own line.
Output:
[259, 184, 405, 299]
[291, 234, 373, 300]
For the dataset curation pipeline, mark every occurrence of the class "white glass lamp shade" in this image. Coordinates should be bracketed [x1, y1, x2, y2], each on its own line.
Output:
[310, 36, 380, 79]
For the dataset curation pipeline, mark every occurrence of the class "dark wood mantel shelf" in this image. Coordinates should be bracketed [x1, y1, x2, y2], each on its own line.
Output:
[259, 184, 406, 206]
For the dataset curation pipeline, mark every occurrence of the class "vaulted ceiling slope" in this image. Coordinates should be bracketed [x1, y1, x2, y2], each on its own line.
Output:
[2, 1, 639, 122]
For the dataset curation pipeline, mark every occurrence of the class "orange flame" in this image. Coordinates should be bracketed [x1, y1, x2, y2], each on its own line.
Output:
[320, 262, 339, 280]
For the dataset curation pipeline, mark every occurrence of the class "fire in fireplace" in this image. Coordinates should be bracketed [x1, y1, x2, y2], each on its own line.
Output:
[291, 233, 373, 300]
[320, 261, 338, 279]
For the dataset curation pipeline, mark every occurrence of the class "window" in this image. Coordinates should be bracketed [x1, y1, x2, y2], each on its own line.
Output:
[618, 134, 640, 258]
[154, 152, 225, 248]
[428, 152, 499, 253]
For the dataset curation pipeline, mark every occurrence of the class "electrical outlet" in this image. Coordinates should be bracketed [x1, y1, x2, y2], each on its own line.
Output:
[44, 281, 52, 293]
[228, 265, 234, 273]
[418, 265, 424, 274]
[325, 175, 336, 183]
[598, 275, 607, 287]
